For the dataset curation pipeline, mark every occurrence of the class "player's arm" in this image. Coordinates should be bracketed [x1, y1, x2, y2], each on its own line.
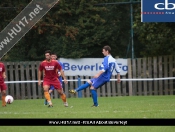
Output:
[60, 69, 68, 84]
[2, 65, 6, 79]
[58, 61, 64, 77]
[38, 63, 43, 86]
[115, 62, 121, 83]
[56, 62, 68, 84]
[38, 70, 42, 86]
[2, 72, 6, 79]
[94, 70, 104, 78]
[94, 58, 108, 78]
[116, 73, 121, 83]
[43, 70, 45, 76]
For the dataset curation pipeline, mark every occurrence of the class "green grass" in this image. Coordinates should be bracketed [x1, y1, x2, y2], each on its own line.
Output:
[1, 96, 175, 132]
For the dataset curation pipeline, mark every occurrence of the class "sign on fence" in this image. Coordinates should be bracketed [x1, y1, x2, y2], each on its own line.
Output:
[60, 58, 128, 76]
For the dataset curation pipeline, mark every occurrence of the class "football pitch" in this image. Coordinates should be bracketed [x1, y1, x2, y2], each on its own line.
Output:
[1, 96, 175, 132]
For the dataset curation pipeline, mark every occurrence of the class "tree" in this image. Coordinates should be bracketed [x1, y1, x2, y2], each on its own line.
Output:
[3, 0, 173, 61]
[133, 3, 175, 57]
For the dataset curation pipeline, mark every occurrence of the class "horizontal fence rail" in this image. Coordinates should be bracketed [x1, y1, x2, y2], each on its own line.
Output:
[4, 77, 175, 84]
[1, 55, 175, 99]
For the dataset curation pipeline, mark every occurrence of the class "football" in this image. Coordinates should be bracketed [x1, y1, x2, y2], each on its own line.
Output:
[5, 95, 14, 104]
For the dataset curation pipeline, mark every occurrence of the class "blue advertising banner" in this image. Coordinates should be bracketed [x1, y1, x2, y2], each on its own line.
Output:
[141, 0, 175, 22]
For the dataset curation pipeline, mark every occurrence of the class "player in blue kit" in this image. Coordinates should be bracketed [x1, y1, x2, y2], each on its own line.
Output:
[49, 53, 65, 90]
[44, 53, 67, 106]
[69, 45, 121, 107]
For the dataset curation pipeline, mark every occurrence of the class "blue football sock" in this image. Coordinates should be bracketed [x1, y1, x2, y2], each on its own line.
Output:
[91, 89, 98, 106]
[75, 82, 90, 92]
[44, 99, 47, 105]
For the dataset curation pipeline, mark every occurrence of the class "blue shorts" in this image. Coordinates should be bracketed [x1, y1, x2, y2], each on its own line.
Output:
[49, 78, 63, 90]
[90, 75, 108, 89]
[58, 77, 63, 85]
[49, 85, 55, 91]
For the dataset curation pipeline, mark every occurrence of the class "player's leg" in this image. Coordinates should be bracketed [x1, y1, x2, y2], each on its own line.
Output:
[44, 86, 54, 105]
[69, 80, 91, 94]
[49, 89, 53, 98]
[49, 85, 54, 96]
[1, 83, 7, 107]
[1, 90, 6, 107]
[90, 76, 107, 107]
[59, 78, 64, 93]
[90, 87, 98, 107]
[57, 89, 68, 107]
[43, 82, 52, 107]
[59, 81, 68, 106]
[52, 80, 68, 107]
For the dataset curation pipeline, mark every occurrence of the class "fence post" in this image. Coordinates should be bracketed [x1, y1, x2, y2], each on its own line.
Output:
[77, 76, 82, 98]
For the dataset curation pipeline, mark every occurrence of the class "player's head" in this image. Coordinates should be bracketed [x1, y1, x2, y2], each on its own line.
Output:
[51, 53, 57, 60]
[45, 50, 52, 61]
[102, 45, 111, 56]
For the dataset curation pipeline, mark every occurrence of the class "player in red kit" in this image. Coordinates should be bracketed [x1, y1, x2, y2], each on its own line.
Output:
[38, 50, 68, 107]
[0, 60, 7, 107]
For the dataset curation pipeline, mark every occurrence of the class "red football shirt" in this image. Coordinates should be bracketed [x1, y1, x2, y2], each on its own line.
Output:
[0, 62, 5, 83]
[39, 60, 62, 80]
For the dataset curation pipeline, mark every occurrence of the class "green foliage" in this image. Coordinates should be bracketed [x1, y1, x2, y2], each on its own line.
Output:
[133, 4, 175, 57]
[37, 0, 114, 58]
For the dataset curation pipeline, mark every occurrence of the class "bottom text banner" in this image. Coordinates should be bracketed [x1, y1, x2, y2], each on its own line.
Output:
[0, 119, 175, 126]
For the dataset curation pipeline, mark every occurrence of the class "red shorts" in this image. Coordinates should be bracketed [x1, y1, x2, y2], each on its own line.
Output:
[0, 83, 7, 91]
[43, 79, 62, 90]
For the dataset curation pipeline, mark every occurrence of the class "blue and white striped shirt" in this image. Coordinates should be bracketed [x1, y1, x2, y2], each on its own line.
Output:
[100, 55, 120, 80]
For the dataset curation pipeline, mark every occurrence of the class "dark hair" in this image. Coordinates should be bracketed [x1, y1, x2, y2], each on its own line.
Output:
[52, 53, 61, 58]
[45, 50, 52, 55]
[103, 45, 111, 53]
[51, 53, 57, 56]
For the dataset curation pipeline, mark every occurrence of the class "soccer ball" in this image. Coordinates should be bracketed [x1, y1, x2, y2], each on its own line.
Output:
[5, 95, 14, 104]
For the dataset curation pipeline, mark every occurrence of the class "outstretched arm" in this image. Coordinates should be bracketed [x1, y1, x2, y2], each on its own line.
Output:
[94, 57, 107, 78]
[94, 71, 104, 78]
